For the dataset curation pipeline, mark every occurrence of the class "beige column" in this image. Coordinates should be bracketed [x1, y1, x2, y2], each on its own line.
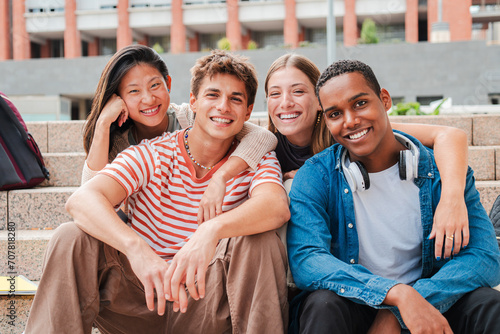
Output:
[0, 0, 10, 60]
[117, 0, 132, 50]
[171, 0, 186, 53]
[284, 0, 299, 48]
[226, 0, 242, 50]
[405, 0, 418, 43]
[12, 0, 30, 59]
[64, 0, 81, 58]
[444, 0, 472, 41]
[343, 0, 357, 47]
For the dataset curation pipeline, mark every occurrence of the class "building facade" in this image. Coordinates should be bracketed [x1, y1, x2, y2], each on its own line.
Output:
[1, 0, 498, 61]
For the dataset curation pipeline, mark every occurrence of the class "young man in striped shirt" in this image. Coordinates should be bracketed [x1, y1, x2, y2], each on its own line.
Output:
[26, 50, 289, 333]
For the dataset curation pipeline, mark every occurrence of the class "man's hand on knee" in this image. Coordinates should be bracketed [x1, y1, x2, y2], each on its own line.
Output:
[164, 222, 219, 313]
[126, 240, 170, 316]
[385, 284, 452, 334]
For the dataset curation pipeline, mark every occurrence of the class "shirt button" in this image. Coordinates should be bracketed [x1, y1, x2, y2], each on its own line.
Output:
[428, 172, 432, 177]
[350, 259, 355, 264]
[340, 288, 345, 293]
[348, 223, 353, 229]
[344, 188, 349, 194]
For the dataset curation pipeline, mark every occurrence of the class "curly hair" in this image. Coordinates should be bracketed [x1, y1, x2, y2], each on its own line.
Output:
[316, 59, 381, 110]
[190, 50, 258, 107]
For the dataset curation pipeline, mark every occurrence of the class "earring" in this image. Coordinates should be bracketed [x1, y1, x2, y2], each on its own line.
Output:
[168, 88, 170, 92]
[315, 111, 321, 126]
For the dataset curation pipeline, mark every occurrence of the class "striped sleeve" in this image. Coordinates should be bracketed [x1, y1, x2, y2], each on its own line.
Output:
[100, 143, 158, 197]
[249, 151, 284, 195]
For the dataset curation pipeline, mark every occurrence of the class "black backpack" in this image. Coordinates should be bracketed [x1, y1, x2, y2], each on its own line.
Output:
[490, 194, 500, 249]
[0, 92, 50, 190]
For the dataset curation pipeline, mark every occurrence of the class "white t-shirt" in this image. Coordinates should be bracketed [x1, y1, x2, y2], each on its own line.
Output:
[351, 162, 423, 285]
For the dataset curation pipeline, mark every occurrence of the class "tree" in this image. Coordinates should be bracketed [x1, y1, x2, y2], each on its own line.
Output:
[217, 37, 231, 51]
[359, 18, 379, 44]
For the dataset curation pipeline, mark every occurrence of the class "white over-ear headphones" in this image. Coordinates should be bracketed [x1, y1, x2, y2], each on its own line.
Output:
[341, 133, 419, 192]
[341, 151, 370, 192]
[395, 132, 419, 181]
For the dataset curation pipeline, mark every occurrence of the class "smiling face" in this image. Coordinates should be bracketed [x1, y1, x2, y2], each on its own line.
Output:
[266, 66, 320, 147]
[118, 63, 171, 133]
[190, 73, 253, 143]
[320, 71, 396, 171]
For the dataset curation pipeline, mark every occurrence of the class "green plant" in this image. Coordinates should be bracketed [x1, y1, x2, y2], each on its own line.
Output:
[247, 40, 258, 50]
[390, 101, 422, 116]
[152, 42, 164, 54]
[217, 37, 231, 51]
[359, 18, 379, 44]
[389, 98, 447, 116]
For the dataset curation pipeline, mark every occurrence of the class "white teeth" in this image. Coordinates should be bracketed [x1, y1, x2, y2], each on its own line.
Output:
[212, 117, 232, 124]
[142, 106, 158, 114]
[279, 113, 300, 120]
[349, 129, 368, 140]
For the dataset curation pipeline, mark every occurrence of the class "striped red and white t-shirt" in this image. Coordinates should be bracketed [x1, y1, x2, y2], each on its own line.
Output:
[100, 129, 283, 260]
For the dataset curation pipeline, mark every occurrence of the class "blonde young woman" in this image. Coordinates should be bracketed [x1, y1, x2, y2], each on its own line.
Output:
[265, 53, 469, 259]
[82, 45, 276, 223]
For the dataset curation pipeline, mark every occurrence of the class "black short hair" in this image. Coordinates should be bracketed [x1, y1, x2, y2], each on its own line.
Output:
[315, 60, 381, 108]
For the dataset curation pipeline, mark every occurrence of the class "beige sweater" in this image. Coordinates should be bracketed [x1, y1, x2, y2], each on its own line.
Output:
[81, 103, 277, 184]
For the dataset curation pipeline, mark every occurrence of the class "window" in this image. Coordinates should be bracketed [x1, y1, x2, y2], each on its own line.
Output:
[100, 38, 117, 56]
[489, 93, 500, 105]
[377, 24, 405, 43]
[304, 27, 343, 45]
[31, 42, 41, 59]
[251, 31, 284, 49]
[199, 33, 225, 51]
[82, 41, 89, 57]
[149, 35, 170, 53]
[391, 96, 404, 106]
[416, 95, 443, 106]
[50, 39, 64, 58]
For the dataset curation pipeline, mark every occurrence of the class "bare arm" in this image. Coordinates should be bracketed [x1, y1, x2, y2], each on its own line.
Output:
[197, 124, 277, 223]
[66, 174, 170, 316]
[165, 182, 289, 311]
[197, 156, 247, 223]
[83, 95, 129, 183]
[392, 122, 469, 259]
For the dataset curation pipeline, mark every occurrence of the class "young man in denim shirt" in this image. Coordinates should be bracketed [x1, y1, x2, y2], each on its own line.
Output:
[287, 60, 500, 334]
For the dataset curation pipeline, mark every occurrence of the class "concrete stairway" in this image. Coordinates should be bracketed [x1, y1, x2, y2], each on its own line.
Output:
[1, 115, 500, 333]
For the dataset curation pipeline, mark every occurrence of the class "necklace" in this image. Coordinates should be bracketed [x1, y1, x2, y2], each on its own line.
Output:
[184, 128, 218, 170]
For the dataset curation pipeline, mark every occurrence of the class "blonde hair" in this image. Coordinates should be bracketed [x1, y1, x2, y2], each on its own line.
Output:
[264, 54, 334, 154]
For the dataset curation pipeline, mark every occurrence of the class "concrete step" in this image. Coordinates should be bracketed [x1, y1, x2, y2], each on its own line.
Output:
[39, 152, 86, 187]
[27, 120, 85, 154]
[389, 114, 500, 146]
[476, 180, 500, 213]
[1, 187, 77, 230]
[468, 146, 499, 181]
[0, 294, 101, 334]
[0, 229, 55, 281]
[0, 295, 35, 334]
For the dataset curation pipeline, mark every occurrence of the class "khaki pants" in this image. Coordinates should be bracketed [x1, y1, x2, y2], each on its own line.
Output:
[25, 222, 288, 334]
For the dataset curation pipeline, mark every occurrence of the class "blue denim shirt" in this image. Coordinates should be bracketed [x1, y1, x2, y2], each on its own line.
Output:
[287, 130, 500, 328]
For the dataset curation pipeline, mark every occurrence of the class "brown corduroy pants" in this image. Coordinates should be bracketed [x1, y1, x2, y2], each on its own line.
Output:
[25, 222, 288, 334]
